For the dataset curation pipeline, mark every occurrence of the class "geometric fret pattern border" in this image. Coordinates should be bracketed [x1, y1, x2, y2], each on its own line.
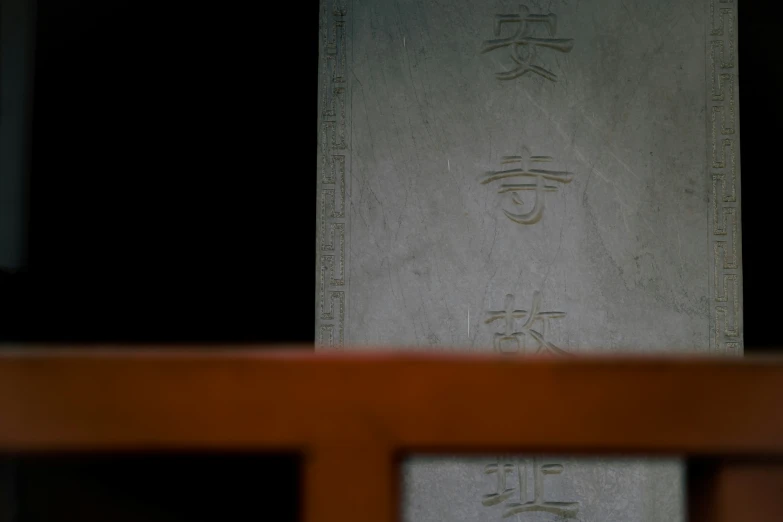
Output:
[316, 0, 351, 348]
[708, 0, 743, 356]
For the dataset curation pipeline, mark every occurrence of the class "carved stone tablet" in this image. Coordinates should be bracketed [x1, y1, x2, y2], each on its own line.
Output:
[315, 0, 742, 520]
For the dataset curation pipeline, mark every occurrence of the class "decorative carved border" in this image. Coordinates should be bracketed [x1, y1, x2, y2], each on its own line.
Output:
[316, 0, 350, 349]
[708, 0, 743, 355]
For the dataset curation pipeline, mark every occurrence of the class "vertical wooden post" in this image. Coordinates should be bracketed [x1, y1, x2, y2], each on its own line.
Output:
[688, 459, 783, 522]
[304, 445, 397, 522]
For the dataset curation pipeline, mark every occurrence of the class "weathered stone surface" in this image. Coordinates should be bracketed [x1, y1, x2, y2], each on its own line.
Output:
[403, 457, 682, 522]
[316, 0, 742, 520]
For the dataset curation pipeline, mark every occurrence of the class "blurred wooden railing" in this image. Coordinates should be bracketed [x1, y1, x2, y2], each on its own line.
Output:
[0, 347, 782, 522]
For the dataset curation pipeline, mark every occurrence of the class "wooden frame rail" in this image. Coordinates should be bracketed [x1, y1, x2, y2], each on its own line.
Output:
[0, 348, 782, 521]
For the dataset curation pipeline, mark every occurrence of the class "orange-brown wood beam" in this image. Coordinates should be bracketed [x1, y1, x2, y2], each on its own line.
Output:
[0, 348, 780, 456]
[304, 445, 396, 522]
[0, 347, 782, 522]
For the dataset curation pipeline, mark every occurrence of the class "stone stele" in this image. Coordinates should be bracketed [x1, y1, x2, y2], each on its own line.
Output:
[315, 0, 742, 521]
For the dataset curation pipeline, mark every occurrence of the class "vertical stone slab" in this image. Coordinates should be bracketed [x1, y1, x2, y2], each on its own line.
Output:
[0, 0, 35, 271]
[315, 0, 743, 520]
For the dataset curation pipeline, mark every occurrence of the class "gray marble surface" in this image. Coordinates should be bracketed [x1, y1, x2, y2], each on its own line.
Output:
[403, 457, 682, 522]
[315, 0, 742, 520]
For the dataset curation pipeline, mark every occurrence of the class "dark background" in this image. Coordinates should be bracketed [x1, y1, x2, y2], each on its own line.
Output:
[0, 0, 780, 520]
[5, 453, 300, 522]
[0, 0, 321, 344]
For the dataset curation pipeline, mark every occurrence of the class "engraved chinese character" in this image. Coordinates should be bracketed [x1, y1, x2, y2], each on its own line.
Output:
[483, 457, 579, 518]
[480, 5, 574, 82]
[480, 146, 573, 225]
[484, 292, 569, 356]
